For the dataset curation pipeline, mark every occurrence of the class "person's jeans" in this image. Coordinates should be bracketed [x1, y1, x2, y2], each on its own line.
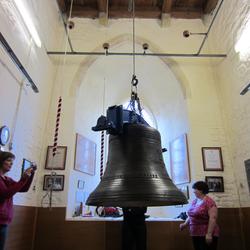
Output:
[192, 236, 218, 250]
[0, 225, 8, 250]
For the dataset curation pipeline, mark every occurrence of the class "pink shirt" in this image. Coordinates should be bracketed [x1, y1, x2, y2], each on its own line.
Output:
[0, 174, 34, 225]
[187, 196, 219, 237]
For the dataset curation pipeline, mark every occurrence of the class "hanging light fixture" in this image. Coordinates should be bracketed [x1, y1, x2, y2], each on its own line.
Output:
[86, 0, 187, 207]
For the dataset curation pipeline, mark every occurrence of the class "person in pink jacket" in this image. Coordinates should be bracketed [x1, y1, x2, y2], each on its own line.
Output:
[0, 151, 36, 250]
[180, 181, 219, 250]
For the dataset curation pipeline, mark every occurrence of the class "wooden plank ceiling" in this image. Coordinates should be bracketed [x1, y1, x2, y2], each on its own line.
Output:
[57, 0, 219, 19]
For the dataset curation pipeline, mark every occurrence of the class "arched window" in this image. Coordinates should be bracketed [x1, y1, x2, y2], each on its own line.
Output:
[123, 101, 156, 128]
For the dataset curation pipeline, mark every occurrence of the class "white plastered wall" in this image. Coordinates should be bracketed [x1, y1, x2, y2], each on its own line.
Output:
[206, 0, 250, 207]
[1, 0, 248, 216]
[42, 15, 241, 218]
[0, 0, 62, 206]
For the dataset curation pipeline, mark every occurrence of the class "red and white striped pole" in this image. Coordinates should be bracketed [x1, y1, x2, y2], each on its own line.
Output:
[52, 96, 62, 157]
[100, 131, 105, 179]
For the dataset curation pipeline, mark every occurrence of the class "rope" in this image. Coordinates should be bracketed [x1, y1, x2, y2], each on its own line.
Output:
[42, 0, 74, 209]
[130, 0, 137, 96]
[128, 0, 142, 118]
[51, 0, 74, 157]
[52, 96, 62, 157]
[100, 78, 106, 179]
[100, 131, 105, 179]
[132, 0, 135, 77]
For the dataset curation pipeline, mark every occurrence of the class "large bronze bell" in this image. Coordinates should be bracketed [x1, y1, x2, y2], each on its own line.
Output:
[86, 123, 187, 207]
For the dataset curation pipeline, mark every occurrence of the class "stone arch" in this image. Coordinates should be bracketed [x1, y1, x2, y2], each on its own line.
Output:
[69, 34, 191, 99]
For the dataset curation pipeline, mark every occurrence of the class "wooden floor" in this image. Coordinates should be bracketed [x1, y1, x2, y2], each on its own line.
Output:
[4, 206, 250, 250]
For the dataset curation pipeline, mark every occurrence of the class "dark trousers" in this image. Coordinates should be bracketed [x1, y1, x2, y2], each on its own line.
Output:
[192, 236, 218, 250]
[0, 225, 8, 250]
[122, 221, 147, 250]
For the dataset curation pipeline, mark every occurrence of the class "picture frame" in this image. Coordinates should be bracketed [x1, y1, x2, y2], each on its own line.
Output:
[45, 146, 67, 170]
[43, 175, 64, 191]
[77, 180, 85, 189]
[205, 176, 224, 192]
[202, 147, 224, 171]
[74, 134, 96, 176]
[170, 134, 190, 185]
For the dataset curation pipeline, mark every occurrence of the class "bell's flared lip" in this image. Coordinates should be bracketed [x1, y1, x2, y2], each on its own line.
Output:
[86, 194, 188, 207]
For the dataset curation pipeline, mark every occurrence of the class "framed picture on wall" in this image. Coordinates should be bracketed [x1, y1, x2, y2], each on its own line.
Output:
[45, 146, 67, 170]
[74, 133, 96, 176]
[205, 176, 224, 192]
[202, 147, 224, 171]
[170, 134, 190, 185]
[43, 175, 64, 191]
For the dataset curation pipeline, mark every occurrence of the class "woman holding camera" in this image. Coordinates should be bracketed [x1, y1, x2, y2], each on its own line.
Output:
[0, 151, 36, 250]
[180, 181, 219, 250]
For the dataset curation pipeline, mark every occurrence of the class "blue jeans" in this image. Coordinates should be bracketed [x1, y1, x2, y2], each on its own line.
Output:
[0, 225, 8, 250]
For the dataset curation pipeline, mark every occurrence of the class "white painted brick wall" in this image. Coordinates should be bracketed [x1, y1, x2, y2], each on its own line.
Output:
[1, 0, 248, 213]
[0, 0, 62, 206]
[207, 0, 250, 207]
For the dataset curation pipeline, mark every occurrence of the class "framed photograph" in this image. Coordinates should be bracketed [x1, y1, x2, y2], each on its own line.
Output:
[205, 176, 224, 192]
[45, 146, 67, 170]
[74, 133, 96, 176]
[170, 134, 190, 185]
[202, 147, 223, 171]
[21, 158, 32, 174]
[78, 180, 85, 189]
[43, 175, 64, 191]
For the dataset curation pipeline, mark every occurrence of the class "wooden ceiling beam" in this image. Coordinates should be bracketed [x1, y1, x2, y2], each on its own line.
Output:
[70, 8, 203, 19]
[68, 2, 205, 19]
[71, 6, 99, 18]
[109, 6, 161, 19]
[57, 0, 67, 13]
[97, 0, 108, 13]
[98, 0, 108, 25]
[70, 6, 162, 19]
[161, 0, 174, 27]
[162, 0, 173, 13]
[203, 0, 218, 14]
[172, 9, 202, 19]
